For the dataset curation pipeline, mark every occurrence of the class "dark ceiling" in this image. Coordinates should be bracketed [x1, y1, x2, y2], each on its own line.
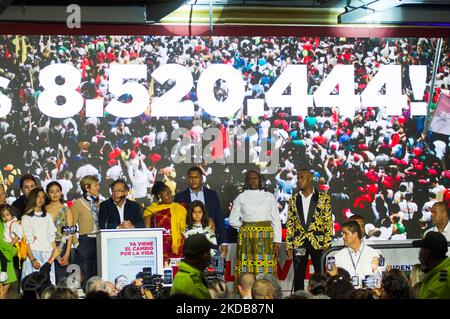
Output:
[1, 0, 450, 24]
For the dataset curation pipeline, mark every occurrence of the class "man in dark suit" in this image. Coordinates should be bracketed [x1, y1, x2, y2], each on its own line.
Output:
[99, 179, 144, 229]
[174, 166, 228, 257]
[285, 165, 333, 292]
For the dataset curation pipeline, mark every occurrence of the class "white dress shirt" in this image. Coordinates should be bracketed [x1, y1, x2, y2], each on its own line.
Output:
[334, 243, 380, 286]
[300, 189, 314, 224]
[424, 222, 450, 241]
[190, 188, 205, 204]
[229, 189, 282, 243]
[116, 199, 126, 225]
[398, 201, 418, 221]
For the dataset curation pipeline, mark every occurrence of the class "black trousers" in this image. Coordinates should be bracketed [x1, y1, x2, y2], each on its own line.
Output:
[292, 240, 323, 292]
[75, 236, 97, 288]
[54, 242, 72, 284]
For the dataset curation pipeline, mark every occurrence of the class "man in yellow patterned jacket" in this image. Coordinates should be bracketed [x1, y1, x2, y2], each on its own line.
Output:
[285, 166, 333, 291]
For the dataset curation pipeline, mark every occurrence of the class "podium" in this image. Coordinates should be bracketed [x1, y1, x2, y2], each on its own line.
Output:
[97, 228, 164, 284]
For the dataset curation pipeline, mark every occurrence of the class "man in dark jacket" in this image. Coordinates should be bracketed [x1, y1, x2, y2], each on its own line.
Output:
[12, 174, 37, 219]
[174, 166, 228, 257]
[98, 179, 144, 229]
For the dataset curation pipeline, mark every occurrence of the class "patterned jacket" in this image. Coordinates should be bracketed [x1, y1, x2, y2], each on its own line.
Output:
[286, 190, 333, 251]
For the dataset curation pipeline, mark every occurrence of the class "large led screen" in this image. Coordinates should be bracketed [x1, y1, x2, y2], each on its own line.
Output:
[0, 35, 449, 240]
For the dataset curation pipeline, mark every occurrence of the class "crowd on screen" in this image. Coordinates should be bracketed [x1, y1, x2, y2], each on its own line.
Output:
[0, 35, 449, 299]
[0, 35, 449, 241]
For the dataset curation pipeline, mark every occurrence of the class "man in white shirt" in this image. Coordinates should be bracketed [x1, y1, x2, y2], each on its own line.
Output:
[424, 202, 450, 241]
[421, 192, 438, 223]
[398, 193, 418, 237]
[430, 179, 446, 201]
[333, 221, 380, 288]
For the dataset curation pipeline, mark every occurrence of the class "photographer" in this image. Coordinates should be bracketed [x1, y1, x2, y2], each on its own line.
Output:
[170, 234, 212, 299]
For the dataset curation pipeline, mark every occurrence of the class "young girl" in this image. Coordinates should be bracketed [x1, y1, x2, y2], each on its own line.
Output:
[46, 181, 74, 284]
[184, 200, 217, 257]
[1, 205, 24, 247]
[1, 205, 24, 283]
[21, 188, 57, 284]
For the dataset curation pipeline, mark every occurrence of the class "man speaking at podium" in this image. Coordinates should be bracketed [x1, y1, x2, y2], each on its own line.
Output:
[99, 179, 144, 229]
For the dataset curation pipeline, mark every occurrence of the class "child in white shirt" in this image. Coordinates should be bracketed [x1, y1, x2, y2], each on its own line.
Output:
[1, 205, 23, 282]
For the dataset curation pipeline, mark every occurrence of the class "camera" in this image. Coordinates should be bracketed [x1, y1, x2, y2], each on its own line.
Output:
[209, 255, 224, 274]
[137, 267, 169, 299]
[204, 254, 224, 287]
[204, 269, 223, 288]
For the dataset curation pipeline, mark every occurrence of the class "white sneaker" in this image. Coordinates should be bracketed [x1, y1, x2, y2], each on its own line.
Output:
[0, 272, 7, 282]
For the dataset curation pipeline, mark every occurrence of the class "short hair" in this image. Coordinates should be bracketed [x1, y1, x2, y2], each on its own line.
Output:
[187, 166, 203, 176]
[21, 272, 53, 299]
[117, 284, 143, 299]
[381, 272, 411, 299]
[433, 201, 448, 216]
[251, 279, 275, 299]
[48, 287, 79, 299]
[20, 174, 37, 189]
[151, 181, 169, 197]
[326, 275, 355, 299]
[237, 272, 256, 291]
[307, 273, 327, 296]
[348, 214, 364, 224]
[79, 175, 99, 194]
[85, 276, 106, 294]
[342, 221, 362, 239]
[40, 286, 57, 299]
[109, 179, 129, 192]
[257, 274, 282, 299]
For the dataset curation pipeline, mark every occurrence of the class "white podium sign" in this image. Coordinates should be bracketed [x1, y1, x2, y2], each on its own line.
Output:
[97, 228, 164, 284]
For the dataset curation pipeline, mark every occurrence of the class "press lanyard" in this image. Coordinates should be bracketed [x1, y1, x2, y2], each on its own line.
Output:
[348, 244, 365, 276]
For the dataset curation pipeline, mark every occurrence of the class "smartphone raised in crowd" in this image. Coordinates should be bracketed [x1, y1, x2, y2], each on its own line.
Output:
[163, 268, 173, 287]
[326, 256, 336, 272]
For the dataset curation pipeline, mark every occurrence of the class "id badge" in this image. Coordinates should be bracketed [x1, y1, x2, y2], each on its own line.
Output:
[295, 248, 306, 257]
[351, 276, 360, 287]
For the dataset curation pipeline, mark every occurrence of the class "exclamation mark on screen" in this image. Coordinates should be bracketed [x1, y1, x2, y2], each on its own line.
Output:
[409, 65, 427, 116]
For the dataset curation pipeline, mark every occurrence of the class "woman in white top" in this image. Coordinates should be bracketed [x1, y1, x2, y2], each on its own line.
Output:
[229, 169, 282, 279]
[21, 188, 57, 284]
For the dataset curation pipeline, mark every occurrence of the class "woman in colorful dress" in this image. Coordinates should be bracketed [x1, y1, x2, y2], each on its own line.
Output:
[45, 181, 74, 284]
[229, 169, 282, 278]
[144, 181, 187, 265]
